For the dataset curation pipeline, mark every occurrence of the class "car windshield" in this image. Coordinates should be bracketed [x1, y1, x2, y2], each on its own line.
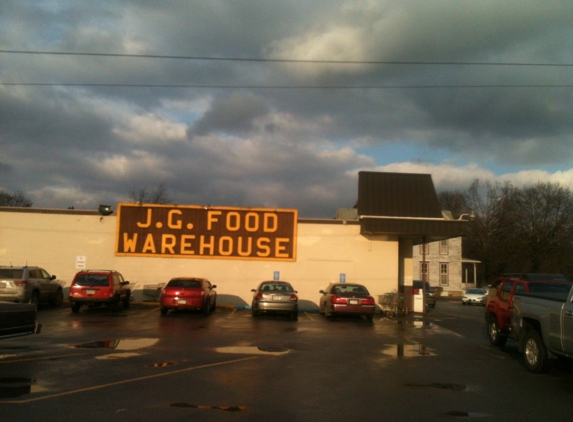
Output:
[467, 289, 485, 294]
[74, 275, 109, 286]
[0, 269, 23, 279]
[168, 279, 203, 288]
[332, 285, 368, 294]
[260, 283, 293, 292]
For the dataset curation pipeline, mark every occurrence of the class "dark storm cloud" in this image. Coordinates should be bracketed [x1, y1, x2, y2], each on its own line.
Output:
[1, 0, 572, 216]
[189, 92, 270, 137]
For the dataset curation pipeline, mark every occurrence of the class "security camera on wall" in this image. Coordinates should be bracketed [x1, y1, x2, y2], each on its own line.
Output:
[98, 205, 113, 216]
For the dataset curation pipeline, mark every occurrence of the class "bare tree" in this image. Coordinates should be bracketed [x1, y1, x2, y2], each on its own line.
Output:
[463, 180, 520, 283]
[437, 189, 469, 219]
[129, 182, 172, 204]
[0, 190, 33, 207]
[512, 182, 573, 273]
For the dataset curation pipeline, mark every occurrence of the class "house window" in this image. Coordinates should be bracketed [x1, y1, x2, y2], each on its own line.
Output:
[419, 243, 429, 255]
[439, 263, 449, 286]
[419, 261, 429, 281]
[439, 239, 448, 255]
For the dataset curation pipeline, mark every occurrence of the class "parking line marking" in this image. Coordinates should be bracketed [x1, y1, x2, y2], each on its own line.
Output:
[0, 356, 258, 404]
[138, 307, 160, 317]
[0, 352, 89, 364]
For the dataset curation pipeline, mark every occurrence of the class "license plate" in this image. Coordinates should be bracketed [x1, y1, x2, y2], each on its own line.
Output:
[272, 295, 282, 300]
[348, 299, 359, 305]
[176, 299, 186, 305]
[86, 289, 95, 295]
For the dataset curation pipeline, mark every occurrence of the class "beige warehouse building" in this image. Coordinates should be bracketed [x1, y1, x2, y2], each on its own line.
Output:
[0, 172, 467, 312]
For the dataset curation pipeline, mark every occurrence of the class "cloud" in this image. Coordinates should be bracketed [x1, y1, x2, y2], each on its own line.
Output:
[1, 1, 572, 217]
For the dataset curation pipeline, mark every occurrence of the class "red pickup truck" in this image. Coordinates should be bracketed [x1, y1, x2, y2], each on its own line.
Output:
[485, 273, 570, 347]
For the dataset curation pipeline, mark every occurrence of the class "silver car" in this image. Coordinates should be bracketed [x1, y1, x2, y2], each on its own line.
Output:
[251, 281, 298, 320]
[462, 288, 488, 305]
[0, 266, 65, 306]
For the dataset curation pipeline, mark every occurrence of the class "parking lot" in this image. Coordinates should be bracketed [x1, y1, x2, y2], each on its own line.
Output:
[2, 299, 573, 421]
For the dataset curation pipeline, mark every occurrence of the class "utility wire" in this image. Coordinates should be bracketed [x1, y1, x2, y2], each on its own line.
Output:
[0, 49, 572, 67]
[1, 83, 572, 89]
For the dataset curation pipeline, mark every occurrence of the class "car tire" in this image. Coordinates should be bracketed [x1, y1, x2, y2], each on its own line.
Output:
[122, 293, 131, 309]
[110, 300, 120, 313]
[487, 315, 507, 347]
[50, 288, 63, 306]
[523, 327, 550, 373]
[203, 302, 210, 317]
[71, 302, 81, 313]
[160, 307, 168, 316]
[30, 291, 40, 305]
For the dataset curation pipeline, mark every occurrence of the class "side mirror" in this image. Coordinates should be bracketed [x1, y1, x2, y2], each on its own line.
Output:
[251, 289, 256, 292]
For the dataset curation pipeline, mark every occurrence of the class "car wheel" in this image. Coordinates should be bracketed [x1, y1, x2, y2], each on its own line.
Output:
[110, 300, 120, 313]
[289, 312, 298, 321]
[203, 301, 210, 317]
[71, 302, 81, 313]
[523, 328, 550, 373]
[30, 291, 40, 305]
[211, 298, 217, 312]
[50, 288, 63, 306]
[160, 307, 168, 316]
[487, 315, 507, 347]
[122, 293, 131, 309]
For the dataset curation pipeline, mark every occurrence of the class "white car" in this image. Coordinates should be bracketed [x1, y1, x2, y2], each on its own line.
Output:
[462, 288, 488, 305]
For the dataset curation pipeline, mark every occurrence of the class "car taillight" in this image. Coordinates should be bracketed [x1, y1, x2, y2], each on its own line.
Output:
[290, 294, 298, 302]
[14, 280, 27, 286]
[331, 295, 346, 304]
[201, 291, 205, 296]
[363, 296, 375, 305]
[255, 293, 263, 300]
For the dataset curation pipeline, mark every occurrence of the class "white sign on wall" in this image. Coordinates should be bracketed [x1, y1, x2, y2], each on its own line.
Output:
[76, 255, 87, 269]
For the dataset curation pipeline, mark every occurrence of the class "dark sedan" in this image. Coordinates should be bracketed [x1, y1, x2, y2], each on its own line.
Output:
[319, 283, 376, 320]
[0, 302, 41, 339]
[251, 281, 298, 320]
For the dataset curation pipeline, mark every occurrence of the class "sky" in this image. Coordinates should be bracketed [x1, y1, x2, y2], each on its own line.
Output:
[1, 0, 572, 218]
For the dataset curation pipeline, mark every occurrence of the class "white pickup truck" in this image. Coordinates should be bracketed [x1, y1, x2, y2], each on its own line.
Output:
[511, 281, 573, 373]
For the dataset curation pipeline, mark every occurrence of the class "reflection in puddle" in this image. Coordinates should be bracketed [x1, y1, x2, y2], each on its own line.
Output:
[215, 346, 290, 356]
[381, 344, 434, 357]
[74, 338, 158, 350]
[0, 378, 48, 399]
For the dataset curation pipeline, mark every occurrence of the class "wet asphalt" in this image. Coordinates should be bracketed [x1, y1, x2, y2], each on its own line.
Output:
[1, 299, 573, 421]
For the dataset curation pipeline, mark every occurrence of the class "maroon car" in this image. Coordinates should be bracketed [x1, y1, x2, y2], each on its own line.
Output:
[160, 277, 217, 316]
[319, 283, 376, 320]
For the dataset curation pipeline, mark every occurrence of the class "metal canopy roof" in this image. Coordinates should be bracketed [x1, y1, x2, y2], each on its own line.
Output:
[355, 171, 467, 244]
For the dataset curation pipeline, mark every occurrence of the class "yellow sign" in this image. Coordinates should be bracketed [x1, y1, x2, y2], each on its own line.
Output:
[115, 203, 297, 261]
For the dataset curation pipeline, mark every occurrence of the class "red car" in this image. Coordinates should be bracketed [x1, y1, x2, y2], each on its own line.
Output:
[160, 277, 217, 316]
[319, 283, 376, 320]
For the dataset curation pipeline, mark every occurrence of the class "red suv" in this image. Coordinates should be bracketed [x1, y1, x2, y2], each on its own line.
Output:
[68, 270, 131, 313]
[485, 273, 570, 347]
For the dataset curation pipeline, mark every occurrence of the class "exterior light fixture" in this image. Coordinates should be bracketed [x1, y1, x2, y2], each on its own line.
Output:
[98, 205, 113, 216]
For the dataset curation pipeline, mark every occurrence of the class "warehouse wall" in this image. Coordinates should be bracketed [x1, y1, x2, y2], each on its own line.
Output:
[0, 208, 399, 310]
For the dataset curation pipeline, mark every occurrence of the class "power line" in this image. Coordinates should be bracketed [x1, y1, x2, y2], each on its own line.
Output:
[0, 49, 571, 67]
[2, 83, 572, 89]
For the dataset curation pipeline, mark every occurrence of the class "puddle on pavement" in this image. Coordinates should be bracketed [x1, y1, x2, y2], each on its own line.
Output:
[0, 378, 48, 399]
[395, 319, 433, 328]
[215, 346, 290, 356]
[409, 382, 467, 391]
[381, 344, 435, 357]
[74, 338, 158, 350]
